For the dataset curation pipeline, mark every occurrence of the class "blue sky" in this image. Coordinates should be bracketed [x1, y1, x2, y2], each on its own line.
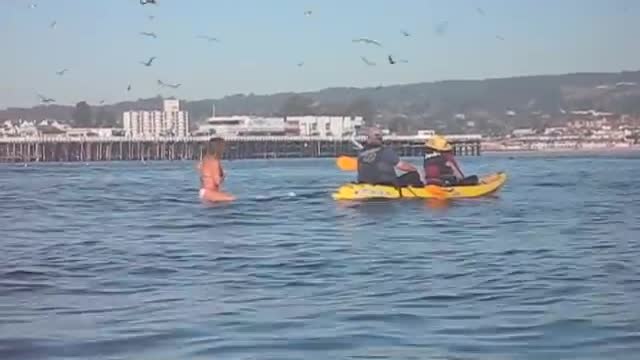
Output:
[1, 0, 639, 108]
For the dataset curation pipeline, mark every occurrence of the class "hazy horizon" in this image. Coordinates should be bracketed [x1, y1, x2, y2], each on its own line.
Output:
[2, 0, 639, 108]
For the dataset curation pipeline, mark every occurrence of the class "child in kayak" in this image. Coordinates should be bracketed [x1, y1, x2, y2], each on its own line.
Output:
[198, 137, 235, 202]
[423, 135, 479, 186]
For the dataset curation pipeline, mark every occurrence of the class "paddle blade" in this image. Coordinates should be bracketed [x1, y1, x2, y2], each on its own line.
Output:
[424, 185, 448, 199]
[336, 156, 358, 171]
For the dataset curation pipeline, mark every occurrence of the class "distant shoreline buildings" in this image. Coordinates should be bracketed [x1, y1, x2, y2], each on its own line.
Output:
[1, 99, 639, 155]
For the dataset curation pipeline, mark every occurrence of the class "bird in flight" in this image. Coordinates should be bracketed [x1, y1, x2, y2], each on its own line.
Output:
[140, 0, 157, 5]
[297, 62, 304, 67]
[476, 7, 485, 15]
[401, 29, 410, 37]
[496, 35, 505, 41]
[140, 31, 157, 38]
[148, 15, 155, 21]
[38, 94, 55, 103]
[50, 21, 57, 29]
[352, 38, 382, 47]
[99, 100, 105, 105]
[304, 10, 313, 16]
[388, 55, 408, 65]
[388, 55, 396, 65]
[56, 69, 69, 76]
[140, 56, 156, 67]
[360, 56, 376, 66]
[158, 80, 181, 89]
[28, 3, 37, 9]
[127, 84, 132, 92]
[197, 35, 220, 43]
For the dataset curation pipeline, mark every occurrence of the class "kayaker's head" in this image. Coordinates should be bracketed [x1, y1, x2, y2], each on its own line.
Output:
[365, 127, 384, 146]
[207, 136, 225, 159]
[425, 135, 452, 153]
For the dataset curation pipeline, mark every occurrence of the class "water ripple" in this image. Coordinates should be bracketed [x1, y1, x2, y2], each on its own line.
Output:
[1, 156, 640, 359]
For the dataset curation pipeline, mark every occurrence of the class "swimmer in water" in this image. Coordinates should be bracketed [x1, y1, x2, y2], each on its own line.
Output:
[198, 137, 235, 202]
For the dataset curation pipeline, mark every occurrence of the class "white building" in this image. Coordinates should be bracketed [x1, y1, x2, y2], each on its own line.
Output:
[417, 129, 436, 137]
[0, 120, 39, 137]
[285, 116, 364, 137]
[195, 116, 289, 137]
[123, 99, 190, 137]
[194, 115, 363, 138]
[65, 128, 123, 138]
[512, 128, 537, 137]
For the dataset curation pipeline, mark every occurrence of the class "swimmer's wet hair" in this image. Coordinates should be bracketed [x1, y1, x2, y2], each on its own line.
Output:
[206, 137, 226, 157]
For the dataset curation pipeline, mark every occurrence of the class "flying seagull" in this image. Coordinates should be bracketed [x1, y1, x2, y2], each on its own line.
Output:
[387, 55, 408, 65]
[352, 38, 382, 47]
[297, 61, 304, 67]
[401, 29, 410, 37]
[148, 15, 155, 21]
[38, 94, 55, 103]
[140, 0, 157, 5]
[197, 35, 220, 43]
[158, 80, 181, 89]
[99, 100, 105, 105]
[496, 35, 505, 41]
[139, 31, 157, 38]
[304, 10, 312, 16]
[28, 3, 37, 9]
[50, 21, 57, 29]
[140, 56, 156, 67]
[127, 84, 132, 92]
[56, 68, 69, 76]
[476, 7, 485, 15]
[360, 56, 376, 66]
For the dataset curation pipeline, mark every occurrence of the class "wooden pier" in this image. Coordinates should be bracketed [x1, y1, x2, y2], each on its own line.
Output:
[0, 136, 481, 163]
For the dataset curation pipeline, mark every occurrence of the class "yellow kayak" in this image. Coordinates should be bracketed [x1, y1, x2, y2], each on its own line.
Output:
[332, 172, 507, 200]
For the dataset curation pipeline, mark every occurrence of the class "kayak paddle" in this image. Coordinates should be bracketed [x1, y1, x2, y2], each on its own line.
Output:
[336, 156, 358, 171]
[335, 156, 449, 199]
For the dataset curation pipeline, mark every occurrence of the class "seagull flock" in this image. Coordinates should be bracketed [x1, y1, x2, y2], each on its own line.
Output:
[30, 1, 502, 105]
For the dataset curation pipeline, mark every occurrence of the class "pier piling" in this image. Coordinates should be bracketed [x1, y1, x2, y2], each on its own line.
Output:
[0, 136, 481, 163]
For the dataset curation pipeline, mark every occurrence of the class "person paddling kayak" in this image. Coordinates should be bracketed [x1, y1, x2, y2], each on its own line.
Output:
[198, 137, 235, 202]
[423, 135, 479, 186]
[357, 127, 423, 187]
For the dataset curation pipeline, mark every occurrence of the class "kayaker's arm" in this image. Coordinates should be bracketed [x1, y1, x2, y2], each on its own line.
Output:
[382, 147, 418, 173]
[396, 160, 417, 173]
[443, 153, 464, 179]
[447, 159, 464, 179]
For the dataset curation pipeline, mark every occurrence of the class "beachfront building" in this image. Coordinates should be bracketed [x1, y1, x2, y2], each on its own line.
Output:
[285, 116, 364, 137]
[0, 119, 68, 137]
[194, 115, 364, 138]
[65, 128, 124, 138]
[194, 116, 290, 137]
[1, 120, 39, 137]
[123, 99, 190, 138]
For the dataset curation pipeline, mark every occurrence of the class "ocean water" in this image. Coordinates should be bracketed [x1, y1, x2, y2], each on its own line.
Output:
[1, 154, 640, 360]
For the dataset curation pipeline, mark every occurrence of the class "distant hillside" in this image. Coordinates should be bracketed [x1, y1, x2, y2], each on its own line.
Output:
[3, 70, 640, 135]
